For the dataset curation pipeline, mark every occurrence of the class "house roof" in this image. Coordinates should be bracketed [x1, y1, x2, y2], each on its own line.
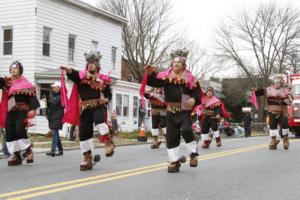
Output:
[61, 0, 128, 24]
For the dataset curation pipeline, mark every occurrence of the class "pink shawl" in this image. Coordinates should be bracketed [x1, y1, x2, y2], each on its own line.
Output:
[194, 95, 231, 119]
[0, 76, 35, 128]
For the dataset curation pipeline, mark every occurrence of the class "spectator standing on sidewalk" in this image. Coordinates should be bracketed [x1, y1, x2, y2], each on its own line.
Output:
[46, 82, 64, 157]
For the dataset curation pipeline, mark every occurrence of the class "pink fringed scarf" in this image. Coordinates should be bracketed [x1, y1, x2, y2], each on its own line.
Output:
[8, 76, 34, 96]
[156, 68, 195, 89]
[194, 95, 231, 119]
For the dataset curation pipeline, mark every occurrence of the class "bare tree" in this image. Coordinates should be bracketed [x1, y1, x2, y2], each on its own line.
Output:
[98, 0, 181, 82]
[216, 2, 300, 87]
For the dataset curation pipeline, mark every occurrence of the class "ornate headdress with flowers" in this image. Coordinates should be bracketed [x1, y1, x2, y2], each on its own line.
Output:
[84, 50, 102, 70]
[170, 48, 189, 66]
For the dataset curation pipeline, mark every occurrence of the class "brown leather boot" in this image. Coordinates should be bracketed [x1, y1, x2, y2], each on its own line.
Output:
[80, 151, 93, 171]
[269, 136, 277, 150]
[8, 152, 22, 166]
[283, 135, 289, 150]
[151, 136, 161, 149]
[202, 140, 211, 149]
[168, 160, 181, 173]
[216, 137, 222, 147]
[105, 135, 115, 157]
[23, 145, 34, 164]
[190, 152, 199, 167]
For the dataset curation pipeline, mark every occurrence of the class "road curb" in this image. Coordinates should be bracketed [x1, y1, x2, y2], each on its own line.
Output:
[32, 135, 271, 154]
[33, 141, 155, 154]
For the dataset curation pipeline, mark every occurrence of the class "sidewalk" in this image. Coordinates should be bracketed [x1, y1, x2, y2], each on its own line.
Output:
[0, 137, 155, 154]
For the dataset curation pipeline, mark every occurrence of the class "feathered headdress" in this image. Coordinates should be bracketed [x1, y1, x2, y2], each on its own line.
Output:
[84, 50, 102, 63]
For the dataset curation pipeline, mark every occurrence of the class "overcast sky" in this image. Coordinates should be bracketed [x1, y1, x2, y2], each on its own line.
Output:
[83, 0, 300, 77]
[84, 0, 300, 47]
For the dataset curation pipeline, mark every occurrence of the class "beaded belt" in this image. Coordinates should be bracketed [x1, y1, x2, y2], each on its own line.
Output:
[166, 102, 182, 113]
[202, 109, 216, 116]
[12, 102, 29, 111]
[80, 99, 105, 111]
[151, 108, 166, 115]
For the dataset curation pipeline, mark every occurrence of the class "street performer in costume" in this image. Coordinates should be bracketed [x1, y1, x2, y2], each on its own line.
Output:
[194, 86, 231, 149]
[141, 48, 201, 173]
[144, 87, 167, 149]
[252, 75, 290, 150]
[0, 61, 40, 166]
[60, 51, 114, 171]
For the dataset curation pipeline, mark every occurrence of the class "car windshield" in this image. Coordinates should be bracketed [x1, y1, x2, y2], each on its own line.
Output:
[292, 84, 300, 95]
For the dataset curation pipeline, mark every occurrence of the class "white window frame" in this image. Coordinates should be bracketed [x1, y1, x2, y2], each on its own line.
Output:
[123, 94, 129, 117]
[68, 34, 76, 62]
[127, 74, 134, 82]
[42, 26, 52, 57]
[111, 47, 117, 70]
[116, 93, 123, 116]
[92, 41, 98, 52]
[3, 27, 13, 56]
[133, 96, 138, 118]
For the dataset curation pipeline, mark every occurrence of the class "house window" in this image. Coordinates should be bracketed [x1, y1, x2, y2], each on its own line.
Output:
[111, 47, 117, 69]
[68, 35, 76, 62]
[133, 96, 138, 117]
[92, 41, 98, 51]
[43, 27, 51, 56]
[116, 93, 122, 116]
[127, 74, 134, 82]
[3, 27, 13, 55]
[123, 95, 129, 117]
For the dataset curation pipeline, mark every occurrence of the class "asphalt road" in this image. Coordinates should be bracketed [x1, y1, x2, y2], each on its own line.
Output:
[0, 136, 300, 200]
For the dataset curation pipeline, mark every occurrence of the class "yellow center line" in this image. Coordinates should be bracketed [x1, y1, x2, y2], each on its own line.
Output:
[0, 144, 264, 198]
[3, 140, 300, 200]
[0, 145, 260, 198]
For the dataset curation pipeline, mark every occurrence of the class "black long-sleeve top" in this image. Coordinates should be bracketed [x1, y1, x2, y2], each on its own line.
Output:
[13, 94, 40, 110]
[144, 92, 166, 109]
[0, 77, 5, 89]
[146, 72, 201, 106]
[67, 69, 112, 102]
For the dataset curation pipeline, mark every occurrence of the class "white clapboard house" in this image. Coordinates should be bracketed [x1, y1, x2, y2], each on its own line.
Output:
[0, 0, 152, 134]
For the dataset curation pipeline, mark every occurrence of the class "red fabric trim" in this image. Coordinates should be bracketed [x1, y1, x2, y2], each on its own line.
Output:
[0, 90, 8, 128]
[62, 84, 80, 126]
[251, 90, 259, 111]
[139, 72, 149, 108]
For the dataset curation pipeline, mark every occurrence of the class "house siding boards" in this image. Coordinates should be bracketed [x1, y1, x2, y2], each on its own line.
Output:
[0, 0, 123, 80]
[0, 0, 36, 82]
[35, 0, 122, 79]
